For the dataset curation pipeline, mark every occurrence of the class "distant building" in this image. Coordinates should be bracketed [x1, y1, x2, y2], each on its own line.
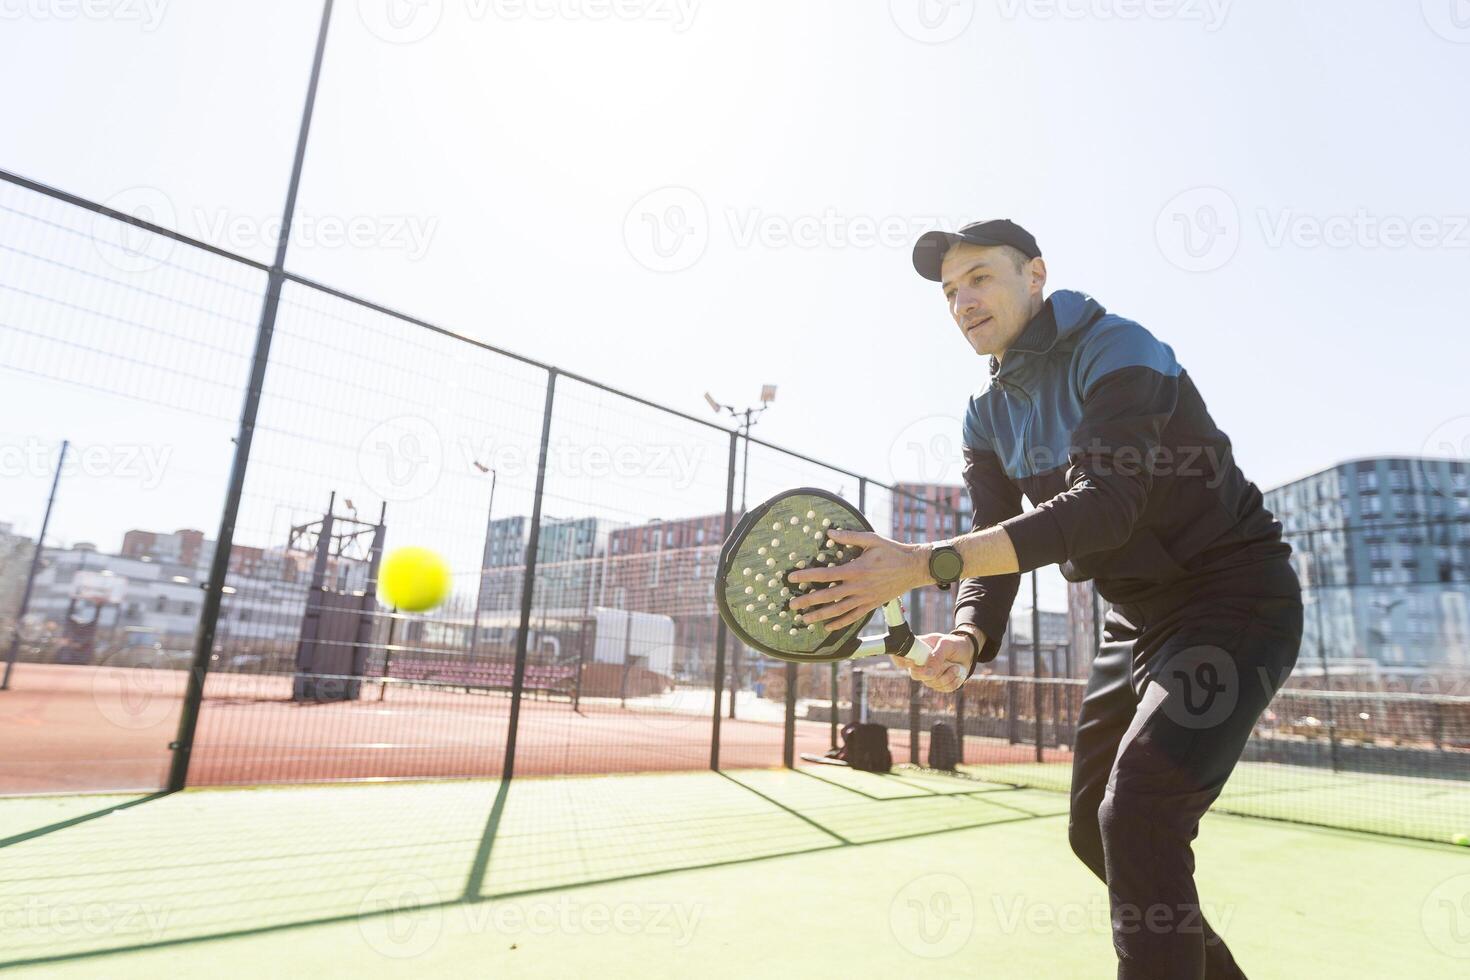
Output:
[4, 525, 374, 666]
[121, 528, 205, 566]
[475, 515, 623, 614]
[890, 482, 972, 636]
[1265, 456, 1470, 672]
[0, 522, 36, 629]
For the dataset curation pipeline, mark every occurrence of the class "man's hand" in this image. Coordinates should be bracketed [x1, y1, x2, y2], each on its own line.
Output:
[890, 632, 975, 693]
[787, 529, 929, 632]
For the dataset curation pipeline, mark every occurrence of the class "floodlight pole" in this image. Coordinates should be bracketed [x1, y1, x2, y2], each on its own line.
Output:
[469, 466, 498, 665]
[704, 388, 775, 718]
[2, 440, 68, 691]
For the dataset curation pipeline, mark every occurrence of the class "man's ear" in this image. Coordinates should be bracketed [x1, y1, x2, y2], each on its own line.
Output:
[1028, 256, 1048, 296]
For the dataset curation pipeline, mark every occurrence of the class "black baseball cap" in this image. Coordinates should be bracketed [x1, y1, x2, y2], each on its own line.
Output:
[911, 219, 1041, 282]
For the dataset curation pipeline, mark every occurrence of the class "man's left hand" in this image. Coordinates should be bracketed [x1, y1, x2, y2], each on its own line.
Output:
[787, 529, 928, 632]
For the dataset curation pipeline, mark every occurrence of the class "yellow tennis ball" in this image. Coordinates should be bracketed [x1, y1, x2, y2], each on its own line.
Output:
[378, 546, 451, 612]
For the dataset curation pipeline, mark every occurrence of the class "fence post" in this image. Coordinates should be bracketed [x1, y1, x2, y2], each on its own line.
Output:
[830, 662, 839, 750]
[710, 430, 737, 770]
[501, 369, 558, 782]
[954, 678, 965, 765]
[783, 662, 797, 768]
[1, 440, 67, 691]
[853, 668, 865, 725]
[908, 676, 920, 766]
[1032, 570, 1043, 763]
[164, 0, 335, 794]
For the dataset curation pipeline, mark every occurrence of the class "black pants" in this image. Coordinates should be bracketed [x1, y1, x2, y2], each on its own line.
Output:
[1068, 560, 1303, 980]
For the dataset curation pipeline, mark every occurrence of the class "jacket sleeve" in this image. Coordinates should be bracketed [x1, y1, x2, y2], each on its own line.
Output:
[953, 443, 1022, 664]
[998, 320, 1180, 572]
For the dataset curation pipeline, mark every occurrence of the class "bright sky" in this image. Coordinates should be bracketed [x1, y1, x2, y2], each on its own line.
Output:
[3, 0, 1469, 614]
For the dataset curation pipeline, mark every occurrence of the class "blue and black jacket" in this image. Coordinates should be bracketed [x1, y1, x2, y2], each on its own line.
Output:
[956, 289, 1290, 662]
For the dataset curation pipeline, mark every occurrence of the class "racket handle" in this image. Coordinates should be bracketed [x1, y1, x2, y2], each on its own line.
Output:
[906, 633, 934, 667]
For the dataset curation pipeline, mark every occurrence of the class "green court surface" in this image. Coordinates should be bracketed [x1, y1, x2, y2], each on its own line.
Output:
[958, 760, 1470, 842]
[1, 769, 1467, 978]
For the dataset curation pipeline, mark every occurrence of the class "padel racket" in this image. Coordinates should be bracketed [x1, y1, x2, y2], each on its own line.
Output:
[715, 488, 933, 665]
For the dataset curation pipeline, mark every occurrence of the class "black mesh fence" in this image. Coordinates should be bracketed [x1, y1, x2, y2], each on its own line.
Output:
[2, 168, 1469, 844]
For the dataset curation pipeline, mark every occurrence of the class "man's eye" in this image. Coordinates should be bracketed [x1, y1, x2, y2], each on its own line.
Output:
[971, 275, 986, 286]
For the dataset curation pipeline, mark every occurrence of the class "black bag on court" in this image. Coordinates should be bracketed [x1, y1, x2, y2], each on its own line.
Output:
[837, 722, 892, 773]
[928, 722, 959, 771]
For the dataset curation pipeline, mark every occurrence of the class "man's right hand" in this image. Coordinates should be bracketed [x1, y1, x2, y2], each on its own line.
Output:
[890, 631, 980, 693]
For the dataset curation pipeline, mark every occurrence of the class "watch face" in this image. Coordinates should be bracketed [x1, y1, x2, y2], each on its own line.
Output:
[931, 547, 964, 582]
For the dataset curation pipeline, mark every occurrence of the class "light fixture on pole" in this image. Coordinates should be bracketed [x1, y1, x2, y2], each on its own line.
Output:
[704, 386, 777, 719]
[703, 385, 777, 512]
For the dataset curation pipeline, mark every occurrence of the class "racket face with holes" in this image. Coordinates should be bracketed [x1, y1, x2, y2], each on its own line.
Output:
[715, 488, 872, 664]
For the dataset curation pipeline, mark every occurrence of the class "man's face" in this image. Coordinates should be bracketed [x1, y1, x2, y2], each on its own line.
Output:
[940, 243, 1046, 358]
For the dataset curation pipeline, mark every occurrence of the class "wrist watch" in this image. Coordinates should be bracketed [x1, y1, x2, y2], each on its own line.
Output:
[927, 543, 964, 591]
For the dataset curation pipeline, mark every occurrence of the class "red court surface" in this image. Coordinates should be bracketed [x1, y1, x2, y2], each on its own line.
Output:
[1, 664, 1067, 794]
